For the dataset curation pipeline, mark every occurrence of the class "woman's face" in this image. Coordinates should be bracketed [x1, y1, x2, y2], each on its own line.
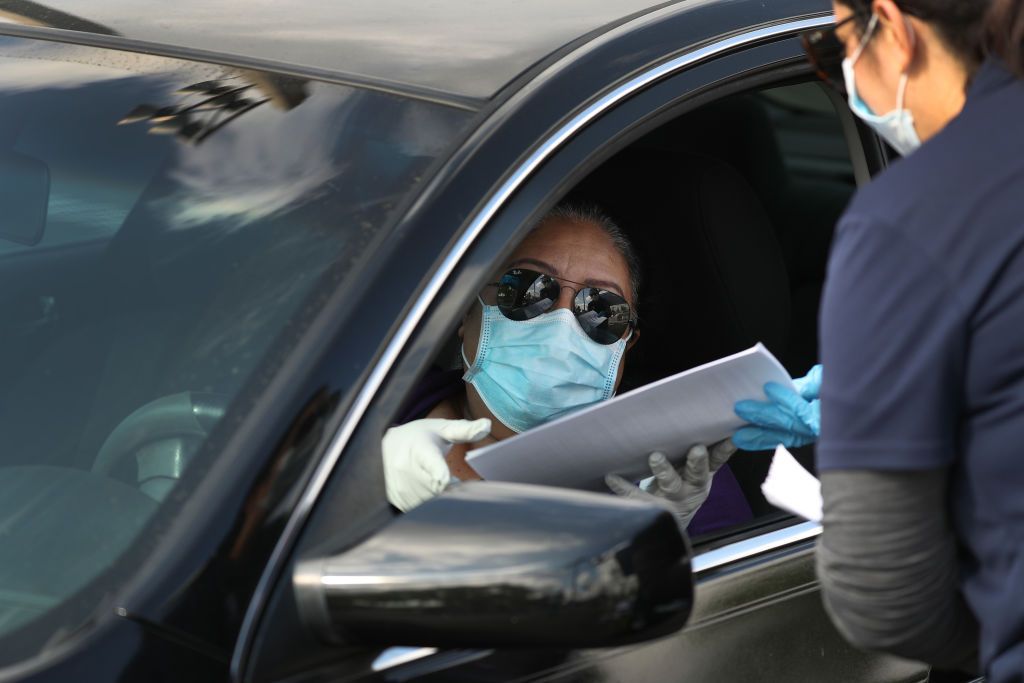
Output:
[832, 0, 972, 144]
[833, 1, 909, 116]
[459, 217, 637, 439]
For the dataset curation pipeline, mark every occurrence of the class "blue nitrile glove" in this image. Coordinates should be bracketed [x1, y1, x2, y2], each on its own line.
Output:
[732, 364, 822, 451]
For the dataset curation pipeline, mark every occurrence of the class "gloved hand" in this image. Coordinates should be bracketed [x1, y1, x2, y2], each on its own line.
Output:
[733, 364, 822, 451]
[382, 417, 491, 512]
[605, 440, 737, 531]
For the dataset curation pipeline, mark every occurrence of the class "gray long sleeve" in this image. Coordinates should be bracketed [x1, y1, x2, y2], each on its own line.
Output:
[816, 469, 979, 673]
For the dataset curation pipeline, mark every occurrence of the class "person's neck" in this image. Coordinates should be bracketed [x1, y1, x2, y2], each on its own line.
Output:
[454, 391, 516, 444]
[912, 56, 971, 142]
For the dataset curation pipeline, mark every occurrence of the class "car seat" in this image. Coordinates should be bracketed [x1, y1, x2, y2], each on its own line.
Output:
[571, 149, 792, 390]
[637, 92, 853, 376]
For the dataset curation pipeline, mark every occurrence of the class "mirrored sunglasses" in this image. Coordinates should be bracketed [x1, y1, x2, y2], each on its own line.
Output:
[489, 268, 636, 345]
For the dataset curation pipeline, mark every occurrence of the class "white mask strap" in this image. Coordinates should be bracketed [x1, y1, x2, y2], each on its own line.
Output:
[896, 71, 909, 111]
[850, 13, 880, 65]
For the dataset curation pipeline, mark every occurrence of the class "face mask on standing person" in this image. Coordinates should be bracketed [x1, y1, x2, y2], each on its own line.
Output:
[842, 13, 922, 155]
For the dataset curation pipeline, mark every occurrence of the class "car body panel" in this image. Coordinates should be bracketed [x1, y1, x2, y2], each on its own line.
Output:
[1, 0, 682, 100]
[251, 544, 927, 683]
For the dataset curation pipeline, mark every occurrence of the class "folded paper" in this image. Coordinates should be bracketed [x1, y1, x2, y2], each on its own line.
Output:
[761, 445, 822, 522]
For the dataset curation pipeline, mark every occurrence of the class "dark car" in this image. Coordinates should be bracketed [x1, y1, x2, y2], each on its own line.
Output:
[0, 1, 938, 681]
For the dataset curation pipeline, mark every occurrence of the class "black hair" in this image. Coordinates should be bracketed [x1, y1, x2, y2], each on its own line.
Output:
[986, 0, 1024, 77]
[838, 0, 992, 72]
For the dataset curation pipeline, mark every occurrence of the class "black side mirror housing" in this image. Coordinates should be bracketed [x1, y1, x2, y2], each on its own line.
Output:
[294, 481, 692, 649]
[0, 152, 49, 246]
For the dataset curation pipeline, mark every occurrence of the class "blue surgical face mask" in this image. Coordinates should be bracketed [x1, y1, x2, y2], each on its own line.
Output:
[842, 14, 921, 156]
[462, 303, 629, 433]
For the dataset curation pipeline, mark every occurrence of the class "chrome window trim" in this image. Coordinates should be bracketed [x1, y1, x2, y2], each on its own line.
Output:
[692, 521, 822, 575]
[231, 14, 832, 679]
[372, 647, 440, 672]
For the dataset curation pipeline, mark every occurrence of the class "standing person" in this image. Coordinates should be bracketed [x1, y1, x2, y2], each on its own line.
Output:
[762, 0, 1024, 679]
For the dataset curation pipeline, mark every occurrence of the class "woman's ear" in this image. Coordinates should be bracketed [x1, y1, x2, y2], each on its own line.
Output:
[873, 0, 917, 73]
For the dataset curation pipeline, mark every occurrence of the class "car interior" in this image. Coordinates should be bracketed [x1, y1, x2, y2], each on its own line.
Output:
[0, 77, 444, 482]
[423, 80, 858, 539]
[0, 68, 455, 651]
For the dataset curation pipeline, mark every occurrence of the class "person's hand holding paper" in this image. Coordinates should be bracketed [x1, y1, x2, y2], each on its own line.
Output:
[605, 441, 737, 530]
[733, 364, 822, 451]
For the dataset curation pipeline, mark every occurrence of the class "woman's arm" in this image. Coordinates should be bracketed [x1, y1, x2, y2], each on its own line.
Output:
[817, 468, 979, 672]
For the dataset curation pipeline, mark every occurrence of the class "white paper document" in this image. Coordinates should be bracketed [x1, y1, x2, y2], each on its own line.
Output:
[761, 445, 823, 522]
[467, 343, 794, 491]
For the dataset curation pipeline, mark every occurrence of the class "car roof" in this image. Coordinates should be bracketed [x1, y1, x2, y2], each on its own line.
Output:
[0, 0, 681, 104]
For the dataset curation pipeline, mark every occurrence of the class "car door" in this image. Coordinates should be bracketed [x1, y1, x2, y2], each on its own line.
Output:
[239, 6, 929, 683]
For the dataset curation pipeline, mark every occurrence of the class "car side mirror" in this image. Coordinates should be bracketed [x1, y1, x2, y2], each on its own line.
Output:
[294, 481, 693, 649]
[0, 151, 49, 246]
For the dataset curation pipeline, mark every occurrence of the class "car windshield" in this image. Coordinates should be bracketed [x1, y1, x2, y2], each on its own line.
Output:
[0, 35, 471, 663]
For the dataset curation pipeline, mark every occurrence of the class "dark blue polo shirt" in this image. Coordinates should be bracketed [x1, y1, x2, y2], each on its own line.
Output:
[818, 59, 1024, 681]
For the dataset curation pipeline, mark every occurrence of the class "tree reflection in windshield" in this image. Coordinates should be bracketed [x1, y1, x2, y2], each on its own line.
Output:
[118, 72, 310, 145]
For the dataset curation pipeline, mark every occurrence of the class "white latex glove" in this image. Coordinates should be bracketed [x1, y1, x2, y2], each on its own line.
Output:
[382, 417, 491, 512]
[605, 440, 737, 530]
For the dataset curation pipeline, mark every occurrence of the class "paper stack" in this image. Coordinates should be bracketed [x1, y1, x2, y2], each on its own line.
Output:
[467, 343, 795, 491]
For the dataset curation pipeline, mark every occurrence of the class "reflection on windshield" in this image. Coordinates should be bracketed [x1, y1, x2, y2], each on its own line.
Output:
[119, 73, 309, 145]
[154, 84, 359, 231]
[0, 0, 119, 35]
[0, 33, 471, 666]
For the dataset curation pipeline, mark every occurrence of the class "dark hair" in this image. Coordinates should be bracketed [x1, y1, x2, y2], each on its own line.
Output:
[839, 0, 991, 71]
[540, 202, 642, 312]
[986, 0, 1024, 77]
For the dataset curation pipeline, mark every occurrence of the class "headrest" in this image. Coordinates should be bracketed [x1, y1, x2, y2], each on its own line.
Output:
[571, 150, 790, 389]
[637, 95, 788, 205]
[0, 151, 49, 246]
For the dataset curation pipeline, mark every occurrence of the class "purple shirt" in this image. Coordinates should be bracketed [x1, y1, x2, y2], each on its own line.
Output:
[399, 367, 753, 537]
[687, 463, 752, 537]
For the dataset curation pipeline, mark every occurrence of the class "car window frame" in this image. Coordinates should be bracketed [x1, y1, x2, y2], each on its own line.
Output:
[239, 14, 883, 681]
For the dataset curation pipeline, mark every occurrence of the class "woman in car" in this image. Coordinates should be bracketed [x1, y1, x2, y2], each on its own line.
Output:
[382, 202, 754, 536]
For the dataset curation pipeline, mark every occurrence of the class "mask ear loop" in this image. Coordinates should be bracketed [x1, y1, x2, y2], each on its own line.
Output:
[899, 10, 918, 85]
[462, 296, 490, 381]
[896, 71, 910, 111]
[850, 13, 880, 65]
[896, 15, 917, 140]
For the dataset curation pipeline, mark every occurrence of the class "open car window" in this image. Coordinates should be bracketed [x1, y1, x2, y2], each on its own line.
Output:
[404, 79, 857, 546]
[575, 80, 856, 542]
